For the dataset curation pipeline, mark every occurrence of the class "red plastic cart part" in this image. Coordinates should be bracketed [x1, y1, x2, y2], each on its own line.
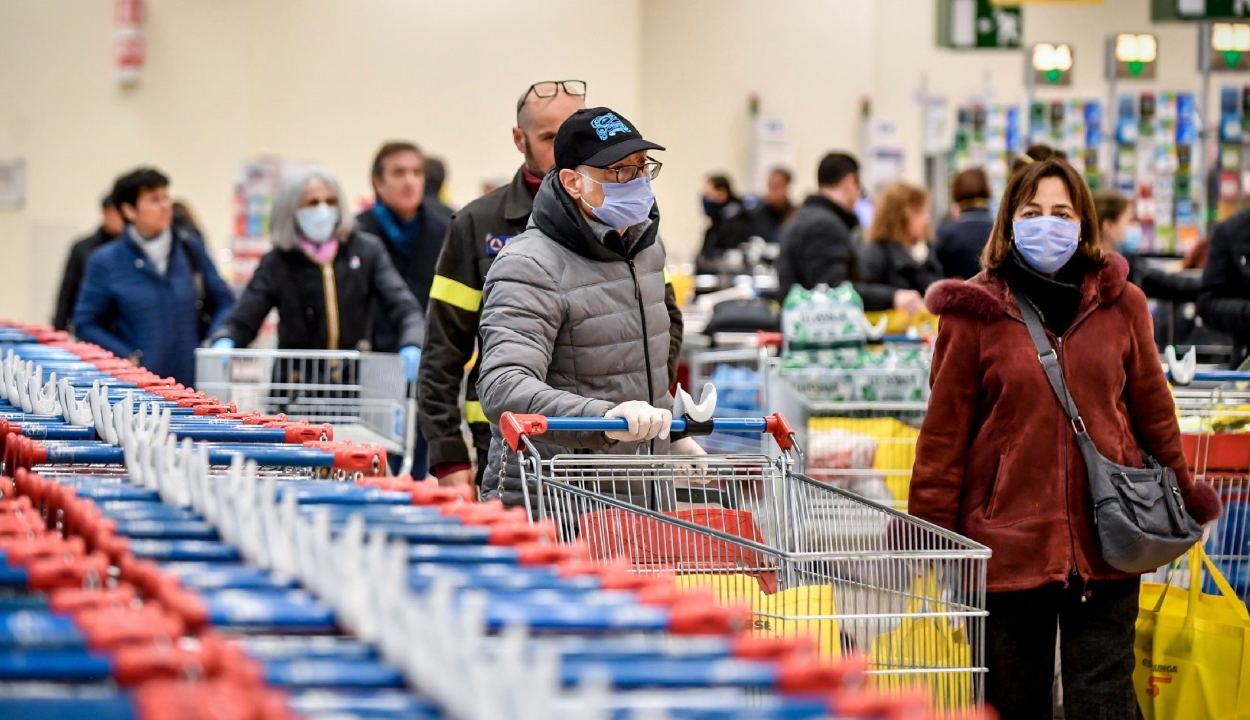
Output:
[49, 585, 139, 613]
[757, 331, 784, 349]
[111, 637, 230, 686]
[76, 605, 186, 650]
[133, 678, 285, 720]
[26, 552, 110, 591]
[440, 500, 526, 525]
[666, 598, 750, 636]
[831, 690, 960, 720]
[0, 536, 86, 565]
[763, 412, 796, 452]
[487, 522, 556, 546]
[515, 541, 584, 566]
[266, 421, 332, 444]
[730, 634, 820, 662]
[301, 440, 387, 477]
[500, 413, 548, 453]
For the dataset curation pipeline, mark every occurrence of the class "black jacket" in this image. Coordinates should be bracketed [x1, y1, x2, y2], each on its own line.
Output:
[776, 195, 896, 311]
[698, 199, 757, 261]
[211, 230, 423, 351]
[356, 202, 451, 352]
[858, 240, 944, 295]
[417, 167, 685, 474]
[933, 208, 994, 280]
[54, 227, 119, 331]
[1199, 208, 1250, 367]
[748, 200, 794, 244]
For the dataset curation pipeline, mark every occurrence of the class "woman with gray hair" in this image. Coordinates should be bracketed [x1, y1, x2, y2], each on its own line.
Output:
[209, 165, 424, 379]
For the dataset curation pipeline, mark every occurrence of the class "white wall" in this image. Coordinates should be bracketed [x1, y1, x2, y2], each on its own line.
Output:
[0, 0, 643, 325]
[0, 0, 1245, 325]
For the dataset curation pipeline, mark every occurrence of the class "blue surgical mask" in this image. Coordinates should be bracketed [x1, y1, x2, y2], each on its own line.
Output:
[580, 174, 655, 229]
[1013, 215, 1080, 274]
[702, 197, 722, 219]
[296, 203, 340, 243]
[1119, 224, 1143, 255]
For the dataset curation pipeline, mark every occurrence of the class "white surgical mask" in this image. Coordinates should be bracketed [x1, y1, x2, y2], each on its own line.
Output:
[296, 203, 340, 243]
[579, 174, 655, 229]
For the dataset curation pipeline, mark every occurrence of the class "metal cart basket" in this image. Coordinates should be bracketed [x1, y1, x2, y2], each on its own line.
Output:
[195, 349, 416, 475]
[500, 412, 990, 715]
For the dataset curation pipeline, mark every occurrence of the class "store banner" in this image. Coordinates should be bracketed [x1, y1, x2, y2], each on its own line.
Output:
[1152, 0, 1250, 21]
[937, 0, 1022, 50]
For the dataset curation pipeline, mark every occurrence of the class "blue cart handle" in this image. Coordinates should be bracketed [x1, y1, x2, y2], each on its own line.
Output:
[499, 412, 795, 453]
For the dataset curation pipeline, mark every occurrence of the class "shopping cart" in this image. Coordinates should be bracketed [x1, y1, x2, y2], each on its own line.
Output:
[196, 348, 417, 475]
[1171, 370, 1250, 601]
[765, 363, 929, 512]
[500, 412, 990, 715]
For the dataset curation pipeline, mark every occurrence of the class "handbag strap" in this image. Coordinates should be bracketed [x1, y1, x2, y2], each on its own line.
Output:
[1015, 293, 1089, 436]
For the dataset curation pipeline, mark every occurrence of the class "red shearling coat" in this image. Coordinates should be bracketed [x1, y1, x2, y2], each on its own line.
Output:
[910, 254, 1221, 592]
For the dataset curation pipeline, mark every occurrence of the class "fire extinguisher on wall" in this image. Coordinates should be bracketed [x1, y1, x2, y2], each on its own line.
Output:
[115, 0, 145, 86]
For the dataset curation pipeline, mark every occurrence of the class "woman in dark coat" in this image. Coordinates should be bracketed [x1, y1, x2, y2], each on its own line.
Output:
[858, 182, 943, 295]
[910, 158, 1221, 719]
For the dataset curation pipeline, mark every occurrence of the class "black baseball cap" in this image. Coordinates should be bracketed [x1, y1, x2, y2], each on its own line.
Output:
[555, 106, 665, 171]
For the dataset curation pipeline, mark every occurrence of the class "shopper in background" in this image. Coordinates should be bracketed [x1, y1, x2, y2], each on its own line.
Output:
[1095, 190, 1200, 308]
[73, 167, 235, 386]
[697, 174, 756, 266]
[1199, 206, 1250, 368]
[421, 80, 570, 492]
[747, 166, 795, 243]
[172, 199, 203, 237]
[933, 167, 994, 279]
[1010, 143, 1066, 177]
[858, 182, 942, 295]
[422, 156, 454, 214]
[776, 152, 923, 314]
[54, 192, 124, 332]
[911, 158, 1221, 718]
[477, 106, 698, 509]
[209, 166, 423, 364]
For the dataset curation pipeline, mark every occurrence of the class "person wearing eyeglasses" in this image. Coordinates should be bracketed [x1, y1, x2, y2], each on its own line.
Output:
[475, 106, 699, 510]
[418, 83, 685, 494]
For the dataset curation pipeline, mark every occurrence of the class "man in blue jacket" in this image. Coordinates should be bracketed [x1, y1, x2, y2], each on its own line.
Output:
[73, 167, 235, 385]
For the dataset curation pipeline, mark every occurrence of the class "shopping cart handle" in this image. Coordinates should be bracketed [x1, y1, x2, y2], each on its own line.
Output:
[499, 412, 795, 453]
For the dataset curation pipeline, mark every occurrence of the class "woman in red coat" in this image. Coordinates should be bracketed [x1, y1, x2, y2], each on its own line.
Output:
[910, 158, 1221, 719]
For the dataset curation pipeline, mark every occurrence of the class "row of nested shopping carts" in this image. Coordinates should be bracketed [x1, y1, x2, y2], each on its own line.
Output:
[690, 336, 1250, 604]
[0, 322, 993, 719]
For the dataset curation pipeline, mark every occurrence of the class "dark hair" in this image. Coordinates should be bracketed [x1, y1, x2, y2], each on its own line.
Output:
[371, 141, 423, 179]
[172, 200, 200, 233]
[100, 193, 116, 210]
[1093, 190, 1131, 229]
[982, 158, 1104, 270]
[951, 168, 991, 206]
[817, 152, 859, 188]
[111, 167, 169, 210]
[769, 167, 793, 184]
[424, 157, 446, 196]
[1010, 144, 1067, 177]
[707, 174, 734, 196]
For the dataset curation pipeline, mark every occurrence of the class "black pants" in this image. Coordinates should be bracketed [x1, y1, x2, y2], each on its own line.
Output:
[985, 576, 1142, 720]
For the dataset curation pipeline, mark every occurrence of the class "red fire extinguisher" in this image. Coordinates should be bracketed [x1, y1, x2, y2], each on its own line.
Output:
[115, 0, 145, 86]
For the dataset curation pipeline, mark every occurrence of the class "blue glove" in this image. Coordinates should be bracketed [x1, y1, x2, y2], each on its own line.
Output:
[211, 338, 235, 350]
[399, 346, 421, 382]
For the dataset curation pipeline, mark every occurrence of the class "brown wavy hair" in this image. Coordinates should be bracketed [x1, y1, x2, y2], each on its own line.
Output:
[866, 182, 929, 244]
[981, 158, 1104, 270]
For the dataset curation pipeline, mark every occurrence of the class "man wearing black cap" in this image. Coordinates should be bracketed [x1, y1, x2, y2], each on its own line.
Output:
[475, 107, 697, 509]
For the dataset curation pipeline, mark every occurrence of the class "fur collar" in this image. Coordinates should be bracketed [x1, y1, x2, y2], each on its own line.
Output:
[925, 253, 1129, 320]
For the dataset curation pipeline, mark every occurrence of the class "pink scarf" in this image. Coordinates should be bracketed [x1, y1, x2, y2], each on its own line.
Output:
[298, 238, 339, 264]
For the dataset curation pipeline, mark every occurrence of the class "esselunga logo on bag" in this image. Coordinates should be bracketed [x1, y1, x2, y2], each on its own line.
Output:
[1141, 658, 1179, 674]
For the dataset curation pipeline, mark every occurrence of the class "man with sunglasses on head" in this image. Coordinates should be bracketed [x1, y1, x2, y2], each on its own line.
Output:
[475, 107, 697, 509]
[419, 83, 683, 493]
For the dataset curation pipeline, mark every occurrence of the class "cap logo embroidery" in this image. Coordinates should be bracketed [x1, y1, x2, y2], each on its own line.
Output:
[590, 113, 631, 141]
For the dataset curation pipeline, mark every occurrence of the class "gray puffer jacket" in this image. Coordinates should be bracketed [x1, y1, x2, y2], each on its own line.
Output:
[477, 173, 675, 509]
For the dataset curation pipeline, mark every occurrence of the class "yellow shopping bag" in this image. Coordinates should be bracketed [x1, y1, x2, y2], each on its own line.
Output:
[807, 416, 921, 505]
[869, 570, 974, 711]
[1134, 544, 1250, 719]
[865, 309, 938, 336]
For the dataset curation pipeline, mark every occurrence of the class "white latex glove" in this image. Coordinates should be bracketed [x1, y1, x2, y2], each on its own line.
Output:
[893, 289, 924, 316]
[1201, 522, 1212, 545]
[670, 436, 712, 486]
[670, 437, 707, 456]
[604, 401, 672, 442]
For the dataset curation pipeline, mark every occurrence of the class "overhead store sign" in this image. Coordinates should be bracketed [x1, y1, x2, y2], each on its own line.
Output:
[1152, 0, 1250, 21]
[990, 1, 1103, 4]
[1110, 33, 1159, 79]
[1211, 22, 1250, 69]
[937, 0, 1023, 50]
[1032, 43, 1075, 85]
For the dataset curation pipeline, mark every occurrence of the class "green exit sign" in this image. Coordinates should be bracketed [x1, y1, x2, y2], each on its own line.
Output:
[938, 0, 1023, 50]
[1153, 0, 1250, 21]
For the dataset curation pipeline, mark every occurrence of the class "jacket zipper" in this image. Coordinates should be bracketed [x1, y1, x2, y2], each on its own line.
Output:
[313, 259, 341, 350]
[627, 259, 658, 511]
